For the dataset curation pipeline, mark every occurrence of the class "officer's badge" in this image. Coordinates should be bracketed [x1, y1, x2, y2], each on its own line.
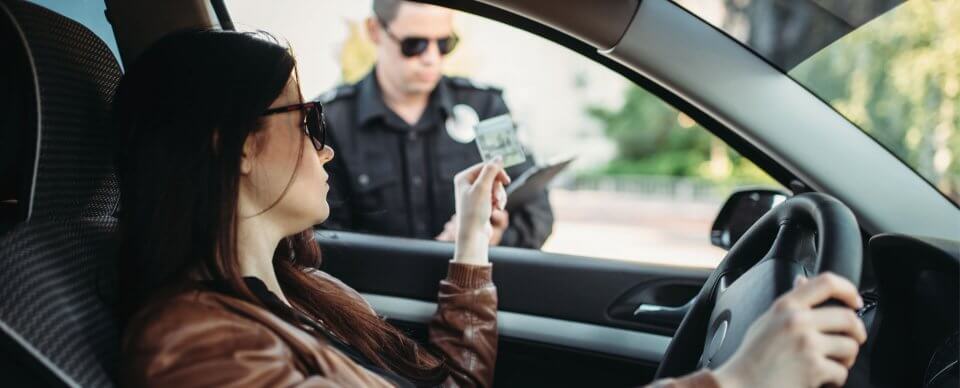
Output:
[445, 104, 480, 143]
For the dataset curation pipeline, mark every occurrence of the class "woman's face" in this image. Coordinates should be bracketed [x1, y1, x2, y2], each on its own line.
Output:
[238, 75, 335, 234]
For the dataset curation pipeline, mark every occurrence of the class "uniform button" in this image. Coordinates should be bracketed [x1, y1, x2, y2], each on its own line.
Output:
[407, 132, 418, 141]
[415, 222, 427, 233]
[412, 176, 423, 186]
[357, 174, 370, 186]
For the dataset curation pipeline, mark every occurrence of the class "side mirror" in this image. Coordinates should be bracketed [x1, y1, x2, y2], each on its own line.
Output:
[711, 189, 790, 250]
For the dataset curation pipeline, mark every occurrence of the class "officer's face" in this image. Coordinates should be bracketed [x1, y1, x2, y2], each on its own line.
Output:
[371, 4, 454, 95]
[239, 74, 336, 234]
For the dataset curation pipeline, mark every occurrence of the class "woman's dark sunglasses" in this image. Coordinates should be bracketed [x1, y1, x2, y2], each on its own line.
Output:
[378, 18, 459, 58]
[261, 101, 326, 151]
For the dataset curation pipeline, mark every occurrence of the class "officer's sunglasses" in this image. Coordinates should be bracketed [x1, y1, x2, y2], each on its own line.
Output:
[261, 101, 326, 151]
[377, 17, 459, 58]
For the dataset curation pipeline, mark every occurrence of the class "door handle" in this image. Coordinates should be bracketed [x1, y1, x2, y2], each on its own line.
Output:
[632, 298, 696, 324]
[607, 279, 702, 333]
[634, 302, 684, 315]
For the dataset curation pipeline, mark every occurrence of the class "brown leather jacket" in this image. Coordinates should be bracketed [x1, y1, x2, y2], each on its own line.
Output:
[120, 262, 497, 387]
[120, 260, 719, 388]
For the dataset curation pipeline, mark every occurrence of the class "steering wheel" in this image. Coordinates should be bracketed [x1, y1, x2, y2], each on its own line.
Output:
[655, 192, 863, 378]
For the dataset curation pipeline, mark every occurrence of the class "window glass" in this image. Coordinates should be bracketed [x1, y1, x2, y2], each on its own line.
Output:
[790, 1, 959, 204]
[673, 0, 959, 204]
[27, 0, 121, 62]
[227, 0, 783, 268]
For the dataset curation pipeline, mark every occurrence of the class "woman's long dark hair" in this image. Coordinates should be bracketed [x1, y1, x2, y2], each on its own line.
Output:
[114, 29, 446, 385]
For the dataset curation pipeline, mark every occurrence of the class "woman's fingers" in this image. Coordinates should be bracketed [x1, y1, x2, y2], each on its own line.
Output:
[456, 162, 487, 184]
[497, 168, 511, 185]
[810, 307, 867, 344]
[454, 159, 510, 188]
[788, 272, 863, 310]
[472, 158, 505, 193]
[818, 334, 861, 368]
[815, 357, 850, 387]
[492, 181, 507, 210]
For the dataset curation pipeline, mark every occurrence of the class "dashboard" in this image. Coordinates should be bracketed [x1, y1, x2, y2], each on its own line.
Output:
[847, 234, 959, 388]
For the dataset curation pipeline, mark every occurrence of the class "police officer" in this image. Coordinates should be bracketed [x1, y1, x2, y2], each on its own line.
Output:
[318, 0, 553, 249]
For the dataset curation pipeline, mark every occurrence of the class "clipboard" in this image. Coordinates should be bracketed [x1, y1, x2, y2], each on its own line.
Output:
[505, 155, 575, 211]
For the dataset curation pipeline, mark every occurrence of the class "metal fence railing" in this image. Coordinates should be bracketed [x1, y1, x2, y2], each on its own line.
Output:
[560, 174, 769, 203]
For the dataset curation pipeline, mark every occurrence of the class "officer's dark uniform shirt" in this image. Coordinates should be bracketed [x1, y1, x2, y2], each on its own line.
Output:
[318, 69, 553, 249]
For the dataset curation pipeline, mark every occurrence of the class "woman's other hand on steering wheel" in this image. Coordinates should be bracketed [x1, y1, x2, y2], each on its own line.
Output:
[713, 272, 867, 388]
[452, 158, 510, 265]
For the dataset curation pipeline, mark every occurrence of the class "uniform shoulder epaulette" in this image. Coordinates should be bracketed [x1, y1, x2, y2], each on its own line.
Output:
[316, 84, 357, 104]
[447, 76, 503, 94]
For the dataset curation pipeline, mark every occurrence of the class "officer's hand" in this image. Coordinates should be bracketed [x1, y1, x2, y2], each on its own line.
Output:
[435, 217, 458, 242]
[451, 158, 510, 265]
[489, 208, 509, 245]
[437, 207, 509, 245]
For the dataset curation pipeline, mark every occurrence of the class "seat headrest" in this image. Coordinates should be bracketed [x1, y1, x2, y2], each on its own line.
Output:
[0, 0, 123, 222]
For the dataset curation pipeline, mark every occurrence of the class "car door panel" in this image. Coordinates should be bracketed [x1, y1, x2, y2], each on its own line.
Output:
[317, 231, 710, 332]
[316, 230, 712, 386]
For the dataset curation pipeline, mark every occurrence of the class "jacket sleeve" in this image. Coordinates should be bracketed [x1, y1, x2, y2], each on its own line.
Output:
[485, 93, 555, 249]
[120, 301, 392, 388]
[429, 262, 499, 388]
[642, 370, 721, 388]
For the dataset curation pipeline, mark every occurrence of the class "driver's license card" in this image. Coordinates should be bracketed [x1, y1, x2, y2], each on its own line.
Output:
[474, 114, 526, 168]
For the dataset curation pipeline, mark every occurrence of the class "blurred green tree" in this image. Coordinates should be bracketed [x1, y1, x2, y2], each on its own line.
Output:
[589, 0, 958, 201]
[791, 0, 959, 199]
[586, 85, 773, 184]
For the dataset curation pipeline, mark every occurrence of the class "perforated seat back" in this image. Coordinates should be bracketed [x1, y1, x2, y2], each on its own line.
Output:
[0, 1, 123, 386]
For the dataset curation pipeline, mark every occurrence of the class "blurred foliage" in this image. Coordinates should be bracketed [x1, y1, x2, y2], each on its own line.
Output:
[340, 20, 377, 84]
[790, 0, 959, 200]
[589, 0, 959, 202]
[587, 83, 777, 185]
